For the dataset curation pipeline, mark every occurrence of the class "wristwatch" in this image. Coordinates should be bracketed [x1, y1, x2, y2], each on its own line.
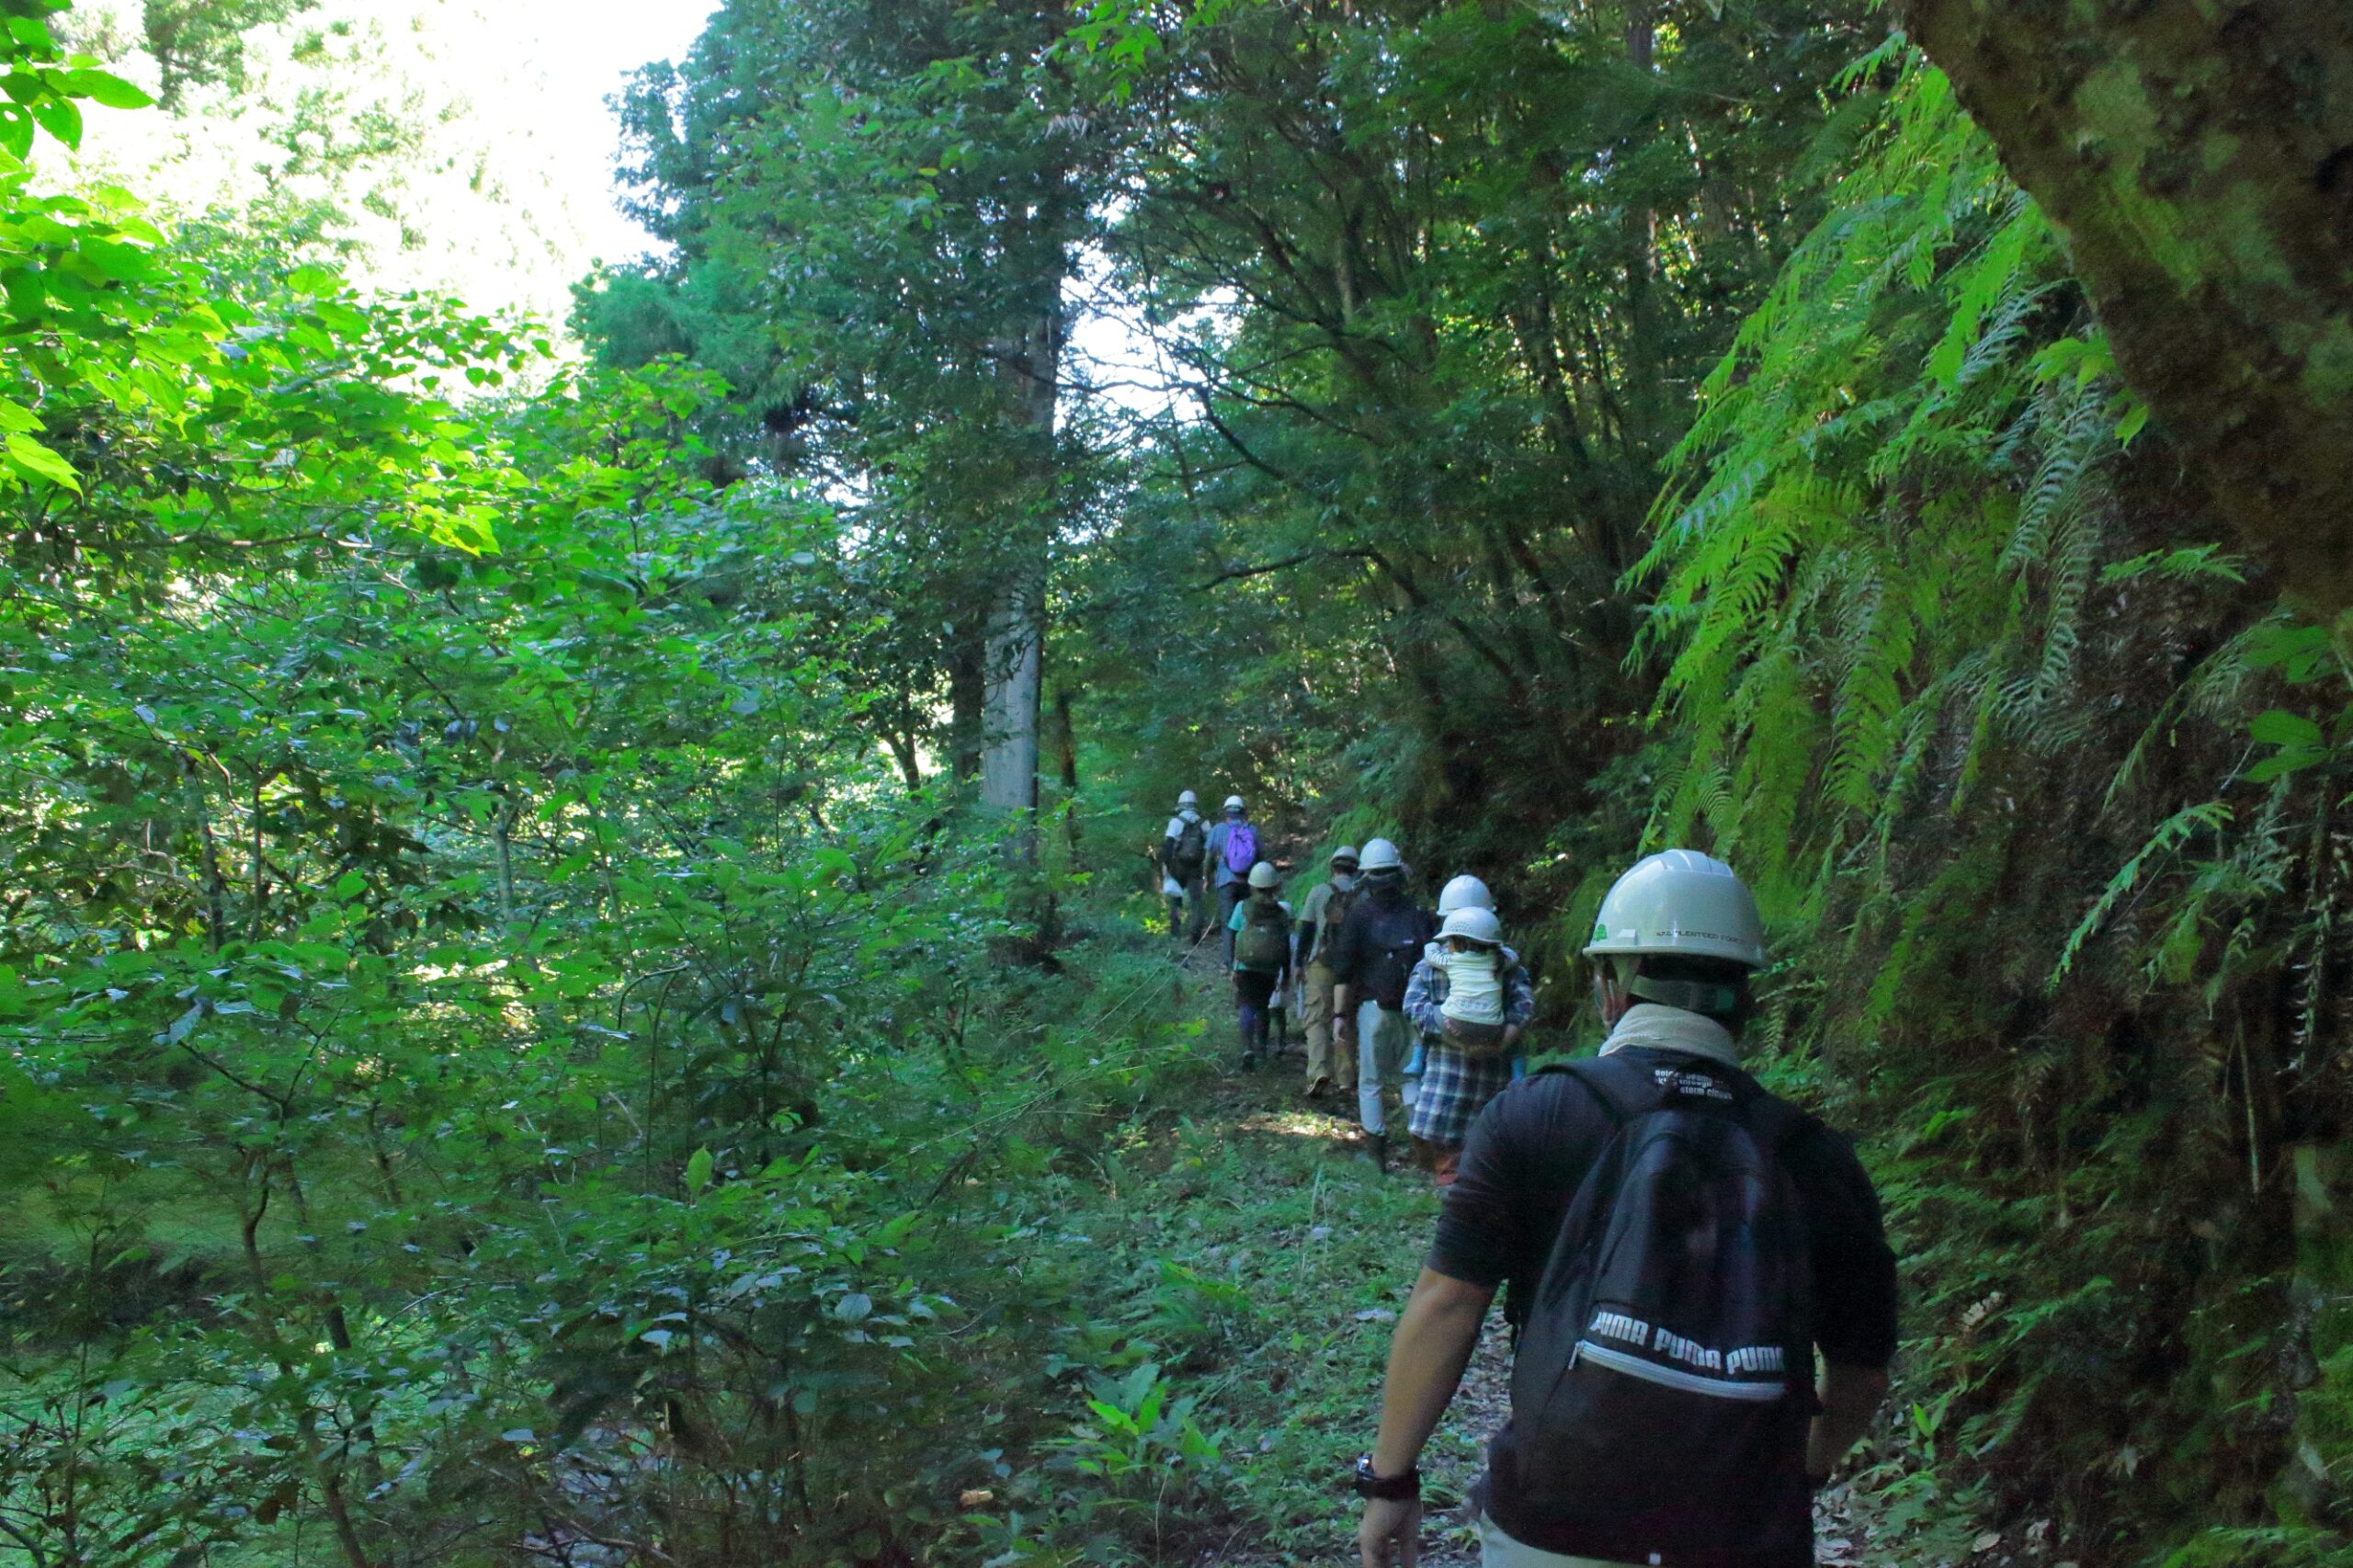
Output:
[1353, 1453, 1421, 1501]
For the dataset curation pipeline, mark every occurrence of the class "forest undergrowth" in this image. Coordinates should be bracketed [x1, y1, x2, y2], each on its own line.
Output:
[0, 888, 2009, 1568]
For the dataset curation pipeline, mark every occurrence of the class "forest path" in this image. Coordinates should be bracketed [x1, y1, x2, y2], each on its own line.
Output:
[1160, 948, 1498, 1564]
[1155, 950, 1904, 1568]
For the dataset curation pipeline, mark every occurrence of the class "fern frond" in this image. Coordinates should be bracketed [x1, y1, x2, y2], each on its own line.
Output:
[2051, 801, 2234, 988]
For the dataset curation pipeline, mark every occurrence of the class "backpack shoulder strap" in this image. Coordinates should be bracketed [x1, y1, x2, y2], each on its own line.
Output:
[1534, 1054, 1656, 1125]
[1738, 1087, 1813, 1157]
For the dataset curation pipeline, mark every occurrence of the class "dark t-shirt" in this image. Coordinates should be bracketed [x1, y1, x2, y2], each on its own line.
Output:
[1429, 1049, 1898, 1566]
[1328, 887, 1435, 1009]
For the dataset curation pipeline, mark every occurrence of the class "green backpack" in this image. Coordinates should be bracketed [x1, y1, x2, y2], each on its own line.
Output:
[1235, 898, 1290, 971]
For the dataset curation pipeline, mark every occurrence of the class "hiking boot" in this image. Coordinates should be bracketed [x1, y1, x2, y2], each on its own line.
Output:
[1239, 1051, 1262, 1073]
[1359, 1132, 1390, 1172]
[1305, 1075, 1331, 1100]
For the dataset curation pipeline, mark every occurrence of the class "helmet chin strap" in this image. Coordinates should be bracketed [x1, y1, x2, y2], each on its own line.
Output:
[1626, 973, 1746, 1021]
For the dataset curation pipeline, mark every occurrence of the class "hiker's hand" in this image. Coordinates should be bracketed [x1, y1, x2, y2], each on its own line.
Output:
[1357, 1495, 1421, 1567]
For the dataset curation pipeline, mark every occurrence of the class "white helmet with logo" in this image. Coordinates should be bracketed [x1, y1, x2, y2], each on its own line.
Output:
[1438, 905, 1503, 946]
[1437, 874, 1494, 915]
[1177, 790, 1199, 807]
[1582, 849, 1765, 969]
[1358, 837, 1404, 873]
[1247, 859, 1281, 889]
[1223, 794, 1245, 812]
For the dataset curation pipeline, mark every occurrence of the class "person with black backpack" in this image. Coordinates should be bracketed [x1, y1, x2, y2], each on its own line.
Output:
[1228, 860, 1293, 1071]
[1330, 837, 1437, 1172]
[1161, 790, 1211, 947]
[1352, 851, 1896, 1568]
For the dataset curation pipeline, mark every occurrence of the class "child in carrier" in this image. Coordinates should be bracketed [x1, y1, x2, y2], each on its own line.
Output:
[1228, 860, 1292, 1071]
[1435, 918, 1509, 1050]
[1404, 902, 1533, 1186]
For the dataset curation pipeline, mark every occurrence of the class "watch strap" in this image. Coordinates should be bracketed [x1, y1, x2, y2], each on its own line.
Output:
[1353, 1453, 1421, 1501]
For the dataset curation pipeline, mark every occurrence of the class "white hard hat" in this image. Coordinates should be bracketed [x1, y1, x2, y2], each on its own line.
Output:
[1177, 790, 1198, 806]
[1358, 837, 1404, 872]
[1437, 874, 1494, 915]
[1247, 859, 1281, 889]
[1439, 905, 1503, 946]
[1330, 844, 1359, 867]
[1583, 849, 1766, 969]
[1223, 794, 1245, 812]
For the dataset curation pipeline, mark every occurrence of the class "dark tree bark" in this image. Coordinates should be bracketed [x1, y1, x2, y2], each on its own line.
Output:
[1898, 0, 2353, 609]
[948, 634, 985, 783]
[1051, 685, 1081, 858]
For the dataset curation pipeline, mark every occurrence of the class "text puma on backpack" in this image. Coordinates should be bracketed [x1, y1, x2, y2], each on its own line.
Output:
[1503, 1053, 1814, 1563]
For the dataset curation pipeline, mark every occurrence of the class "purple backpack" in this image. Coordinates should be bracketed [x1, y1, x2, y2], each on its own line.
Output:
[1222, 823, 1258, 875]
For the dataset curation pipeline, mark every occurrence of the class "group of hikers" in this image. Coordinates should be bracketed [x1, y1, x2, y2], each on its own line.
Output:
[1155, 790, 1898, 1568]
[1159, 793, 1537, 1181]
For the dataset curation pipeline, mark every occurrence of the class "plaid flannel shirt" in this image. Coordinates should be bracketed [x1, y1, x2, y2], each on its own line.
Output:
[1404, 949, 1535, 1147]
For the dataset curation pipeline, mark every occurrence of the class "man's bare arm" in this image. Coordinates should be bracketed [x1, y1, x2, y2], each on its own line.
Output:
[1806, 1361, 1890, 1481]
[1370, 1269, 1496, 1475]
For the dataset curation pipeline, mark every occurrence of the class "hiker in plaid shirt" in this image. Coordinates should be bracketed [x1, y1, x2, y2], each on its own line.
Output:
[1404, 889, 1534, 1186]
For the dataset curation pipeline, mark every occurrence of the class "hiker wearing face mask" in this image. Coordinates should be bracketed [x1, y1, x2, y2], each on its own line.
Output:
[1296, 845, 1361, 1099]
[1402, 881, 1535, 1187]
[1329, 838, 1436, 1172]
[1203, 795, 1259, 969]
[1228, 859, 1293, 1071]
[1161, 790, 1211, 947]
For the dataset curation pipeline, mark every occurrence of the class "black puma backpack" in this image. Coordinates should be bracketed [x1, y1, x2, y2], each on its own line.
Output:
[1502, 1053, 1816, 1564]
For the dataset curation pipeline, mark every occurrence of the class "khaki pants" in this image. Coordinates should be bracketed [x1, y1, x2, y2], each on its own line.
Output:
[1300, 962, 1350, 1087]
[1479, 1515, 1643, 1568]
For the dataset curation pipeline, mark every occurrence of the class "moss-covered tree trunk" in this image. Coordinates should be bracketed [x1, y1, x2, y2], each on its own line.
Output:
[1899, 0, 2353, 608]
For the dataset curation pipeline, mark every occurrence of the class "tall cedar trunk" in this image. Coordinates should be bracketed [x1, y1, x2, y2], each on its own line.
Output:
[980, 555, 1044, 817]
[1898, 0, 2353, 610]
[979, 292, 1063, 854]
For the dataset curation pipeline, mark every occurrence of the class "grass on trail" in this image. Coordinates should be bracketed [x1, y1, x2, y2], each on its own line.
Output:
[1035, 956, 1484, 1566]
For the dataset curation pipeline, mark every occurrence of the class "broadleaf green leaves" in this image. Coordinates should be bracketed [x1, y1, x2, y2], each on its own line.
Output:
[4, 428, 77, 489]
[63, 67, 153, 111]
